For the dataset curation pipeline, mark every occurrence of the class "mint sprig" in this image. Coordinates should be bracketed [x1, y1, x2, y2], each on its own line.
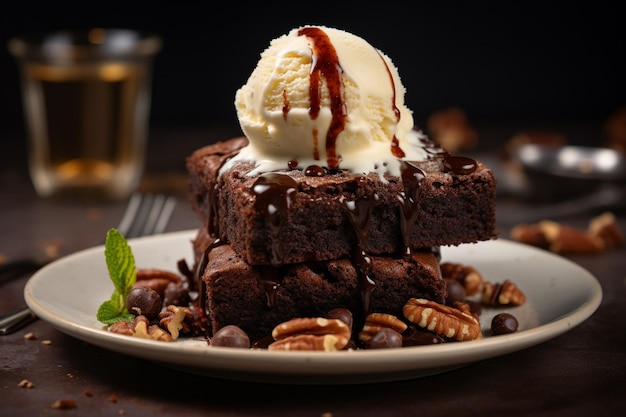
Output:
[96, 228, 137, 325]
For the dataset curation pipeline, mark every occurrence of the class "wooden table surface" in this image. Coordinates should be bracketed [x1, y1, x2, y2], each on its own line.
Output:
[1, 125, 624, 417]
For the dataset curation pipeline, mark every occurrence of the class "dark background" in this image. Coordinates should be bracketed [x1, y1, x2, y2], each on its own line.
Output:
[1, 2, 624, 146]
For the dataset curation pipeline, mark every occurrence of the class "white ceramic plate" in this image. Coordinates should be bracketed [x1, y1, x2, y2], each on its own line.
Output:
[24, 230, 602, 384]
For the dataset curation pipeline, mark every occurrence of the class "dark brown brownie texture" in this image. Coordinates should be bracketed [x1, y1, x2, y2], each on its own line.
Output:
[187, 136, 497, 266]
[192, 229, 446, 343]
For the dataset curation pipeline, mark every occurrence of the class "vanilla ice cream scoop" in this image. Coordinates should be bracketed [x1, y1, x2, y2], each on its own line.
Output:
[229, 26, 429, 177]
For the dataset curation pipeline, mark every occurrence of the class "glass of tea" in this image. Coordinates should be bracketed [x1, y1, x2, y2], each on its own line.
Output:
[8, 28, 161, 201]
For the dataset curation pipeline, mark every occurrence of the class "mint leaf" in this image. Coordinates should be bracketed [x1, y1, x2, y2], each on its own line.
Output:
[104, 228, 137, 295]
[97, 228, 137, 325]
[97, 300, 133, 325]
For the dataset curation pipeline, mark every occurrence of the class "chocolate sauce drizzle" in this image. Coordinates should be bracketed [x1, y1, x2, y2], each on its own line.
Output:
[251, 172, 298, 266]
[340, 192, 376, 313]
[295, 27, 407, 170]
[297, 27, 345, 169]
[376, 50, 404, 159]
[398, 161, 426, 256]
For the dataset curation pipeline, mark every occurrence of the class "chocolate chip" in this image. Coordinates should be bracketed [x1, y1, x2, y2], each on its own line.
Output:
[211, 325, 250, 348]
[163, 281, 190, 306]
[367, 328, 403, 349]
[491, 313, 519, 335]
[445, 278, 466, 305]
[326, 308, 353, 331]
[402, 326, 446, 346]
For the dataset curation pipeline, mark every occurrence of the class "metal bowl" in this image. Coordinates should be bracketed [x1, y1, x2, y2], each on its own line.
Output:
[512, 144, 626, 201]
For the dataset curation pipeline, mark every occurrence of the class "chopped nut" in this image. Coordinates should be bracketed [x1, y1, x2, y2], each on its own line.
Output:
[440, 262, 484, 295]
[132, 316, 173, 342]
[358, 313, 407, 343]
[50, 399, 77, 409]
[23, 332, 36, 340]
[158, 305, 190, 340]
[41, 340, 52, 345]
[403, 298, 482, 341]
[108, 320, 135, 336]
[482, 280, 526, 306]
[588, 212, 625, 249]
[108, 316, 173, 342]
[18, 379, 34, 388]
[269, 317, 351, 351]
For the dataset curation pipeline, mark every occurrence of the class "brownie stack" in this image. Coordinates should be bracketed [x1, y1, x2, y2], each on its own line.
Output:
[186, 134, 497, 343]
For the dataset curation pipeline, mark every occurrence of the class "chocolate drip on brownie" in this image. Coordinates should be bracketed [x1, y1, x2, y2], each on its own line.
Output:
[251, 173, 298, 266]
[341, 191, 376, 314]
[399, 161, 426, 256]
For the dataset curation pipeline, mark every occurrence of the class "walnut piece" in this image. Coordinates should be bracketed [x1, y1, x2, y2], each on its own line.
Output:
[158, 305, 190, 340]
[269, 317, 351, 351]
[403, 298, 482, 341]
[108, 316, 173, 342]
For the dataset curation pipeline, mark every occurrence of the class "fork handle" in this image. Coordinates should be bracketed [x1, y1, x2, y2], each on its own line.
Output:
[0, 307, 37, 335]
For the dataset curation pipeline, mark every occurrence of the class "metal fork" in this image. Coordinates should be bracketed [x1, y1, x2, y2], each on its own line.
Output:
[0, 192, 177, 335]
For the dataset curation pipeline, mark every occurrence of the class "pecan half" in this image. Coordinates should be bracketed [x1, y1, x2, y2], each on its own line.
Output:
[358, 313, 407, 343]
[269, 317, 351, 351]
[440, 262, 484, 296]
[403, 298, 482, 341]
[482, 280, 526, 306]
[134, 268, 181, 297]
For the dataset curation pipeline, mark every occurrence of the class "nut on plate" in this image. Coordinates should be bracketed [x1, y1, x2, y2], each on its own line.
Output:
[403, 298, 482, 341]
[358, 312, 407, 343]
[482, 280, 526, 306]
[158, 305, 191, 340]
[440, 262, 484, 295]
[109, 315, 173, 342]
[134, 268, 182, 297]
[269, 317, 351, 351]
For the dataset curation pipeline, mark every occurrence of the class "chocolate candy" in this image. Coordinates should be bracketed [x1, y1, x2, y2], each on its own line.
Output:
[445, 278, 466, 305]
[211, 325, 251, 348]
[368, 328, 403, 349]
[491, 312, 519, 335]
[126, 287, 162, 319]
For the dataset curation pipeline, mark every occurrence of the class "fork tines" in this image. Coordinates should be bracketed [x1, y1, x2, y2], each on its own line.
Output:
[117, 193, 177, 239]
